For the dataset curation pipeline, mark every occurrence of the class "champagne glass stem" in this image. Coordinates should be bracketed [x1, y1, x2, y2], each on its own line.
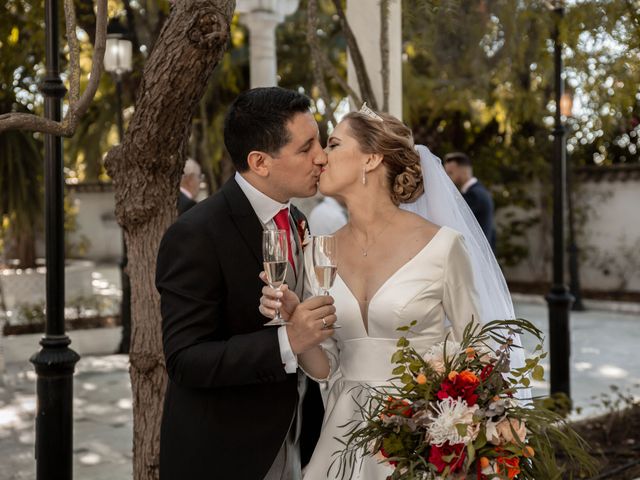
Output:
[274, 285, 282, 320]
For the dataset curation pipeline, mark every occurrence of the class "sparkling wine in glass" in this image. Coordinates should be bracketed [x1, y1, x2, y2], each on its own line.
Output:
[263, 229, 290, 326]
[312, 235, 340, 329]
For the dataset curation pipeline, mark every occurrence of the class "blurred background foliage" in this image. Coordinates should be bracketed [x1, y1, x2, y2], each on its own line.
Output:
[1, 0, 638, 267]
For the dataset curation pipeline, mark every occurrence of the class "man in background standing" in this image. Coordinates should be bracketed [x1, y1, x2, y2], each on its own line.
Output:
[444, 152, 496, 251]
[178, 158, 201, 215]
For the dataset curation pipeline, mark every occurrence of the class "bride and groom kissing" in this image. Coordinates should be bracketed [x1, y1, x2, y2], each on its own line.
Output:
[156, 86, 520, 479]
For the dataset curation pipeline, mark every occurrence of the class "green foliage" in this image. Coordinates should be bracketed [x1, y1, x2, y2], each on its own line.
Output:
[0, 130, 43, 267]
[535, 392, 573, 419]
[14, 301, 46, 325]
[0, 1, 47, 266]
[402, 0, 640, 267]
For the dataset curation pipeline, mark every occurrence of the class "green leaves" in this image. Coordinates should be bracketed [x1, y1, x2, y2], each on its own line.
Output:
[532, 365, 545, 382]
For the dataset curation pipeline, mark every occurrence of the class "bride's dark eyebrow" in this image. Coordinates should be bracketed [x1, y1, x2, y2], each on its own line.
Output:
[328, 136, 341, 143]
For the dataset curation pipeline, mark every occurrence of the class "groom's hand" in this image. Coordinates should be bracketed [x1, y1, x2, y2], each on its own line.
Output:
[286, 295, 336, 355]
[259, 272, 300, 320]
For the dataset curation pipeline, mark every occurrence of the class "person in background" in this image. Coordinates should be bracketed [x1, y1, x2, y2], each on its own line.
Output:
[443, 152, 496, 251]
[308, 196, 348, 235]
[178, 158, 201, 215]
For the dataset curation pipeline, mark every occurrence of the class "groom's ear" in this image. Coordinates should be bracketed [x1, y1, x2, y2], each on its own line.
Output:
[247, 151, 271, 177]
[365, 153, 384, 172]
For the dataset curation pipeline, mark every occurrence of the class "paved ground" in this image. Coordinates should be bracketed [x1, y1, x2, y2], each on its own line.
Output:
[0, 301, 638, 480]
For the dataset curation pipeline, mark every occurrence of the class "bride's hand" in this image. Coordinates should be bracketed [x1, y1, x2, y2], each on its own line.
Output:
[258, 272, 300, 320]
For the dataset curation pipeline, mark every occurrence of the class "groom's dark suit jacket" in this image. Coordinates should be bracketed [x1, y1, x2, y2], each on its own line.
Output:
[156, 178, 323, 479]
[462, 180, 497, 251]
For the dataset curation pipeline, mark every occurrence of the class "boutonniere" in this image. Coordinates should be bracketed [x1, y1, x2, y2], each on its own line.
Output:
[296, 219, 311, 249]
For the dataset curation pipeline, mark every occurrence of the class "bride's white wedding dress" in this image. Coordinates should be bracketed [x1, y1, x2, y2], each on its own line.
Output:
[302, 226, 482, 480]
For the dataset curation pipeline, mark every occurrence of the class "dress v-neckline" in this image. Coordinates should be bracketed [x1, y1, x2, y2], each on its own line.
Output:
[335, 227, 446, 336]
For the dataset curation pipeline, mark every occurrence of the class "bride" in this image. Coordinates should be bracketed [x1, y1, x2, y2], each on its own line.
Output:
[260, 106, 524, 479]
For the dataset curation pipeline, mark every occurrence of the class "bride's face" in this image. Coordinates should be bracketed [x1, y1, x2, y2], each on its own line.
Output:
[319, 119, 367, 197]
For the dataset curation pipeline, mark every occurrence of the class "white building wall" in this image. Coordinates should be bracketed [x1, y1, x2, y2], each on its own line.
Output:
[499, 173, 640, 293]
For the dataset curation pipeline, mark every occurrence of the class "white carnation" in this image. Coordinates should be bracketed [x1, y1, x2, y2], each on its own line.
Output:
[423, 340, 462, 374]
[427, 397, 479, 446]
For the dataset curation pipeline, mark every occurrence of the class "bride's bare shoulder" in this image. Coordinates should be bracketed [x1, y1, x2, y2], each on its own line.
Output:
[399, 210, 441, 238]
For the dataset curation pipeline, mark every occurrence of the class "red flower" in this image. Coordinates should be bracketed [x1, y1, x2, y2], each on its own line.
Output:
[383, 396, 413, 418]
[480, 363, 494, 381]
[428, 442, 466, 473]
[437, 370, 480, 406]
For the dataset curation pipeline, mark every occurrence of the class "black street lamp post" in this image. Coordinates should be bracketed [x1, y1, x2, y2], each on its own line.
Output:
[104, 19, 133, 353]
[560, 90, 585, 312]
[546, 3, 574, 399]
[29, 0, 80, 478]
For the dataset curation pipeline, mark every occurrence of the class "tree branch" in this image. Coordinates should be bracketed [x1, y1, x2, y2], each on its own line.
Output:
[65, 0, 107, 128]
[307, 0, 336, 126]
[317, 52, 362, 105]
[65, 0, 81, 103]
[331, 0, 378, 109]
[0, 0, 108, 136]
[380, 0, 390, 112]
[305, 0, 361, 107]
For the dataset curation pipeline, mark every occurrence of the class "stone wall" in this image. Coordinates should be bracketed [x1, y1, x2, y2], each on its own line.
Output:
[66, 183, 123, 263]
[499, 165, 640, 293]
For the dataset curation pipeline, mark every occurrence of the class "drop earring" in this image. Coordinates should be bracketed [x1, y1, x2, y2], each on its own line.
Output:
[362, 166, 367, 185]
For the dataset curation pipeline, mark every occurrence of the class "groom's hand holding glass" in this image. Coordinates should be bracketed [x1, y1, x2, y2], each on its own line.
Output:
[258, 275, 337, 354]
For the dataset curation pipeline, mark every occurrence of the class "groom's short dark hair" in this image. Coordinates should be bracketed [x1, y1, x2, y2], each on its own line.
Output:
[224, 87, 312, 172]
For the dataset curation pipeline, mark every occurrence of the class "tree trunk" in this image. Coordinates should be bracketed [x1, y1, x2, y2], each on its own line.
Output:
[103, 2, 235, 479]
[15, 229, 37, 269]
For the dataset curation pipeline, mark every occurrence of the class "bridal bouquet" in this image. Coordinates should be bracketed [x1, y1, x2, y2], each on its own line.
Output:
[334, 320, 594, 479]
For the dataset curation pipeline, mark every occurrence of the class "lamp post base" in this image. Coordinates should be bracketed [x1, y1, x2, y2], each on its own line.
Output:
[30, 335, 80, 480]
[546, 285, 573, 398]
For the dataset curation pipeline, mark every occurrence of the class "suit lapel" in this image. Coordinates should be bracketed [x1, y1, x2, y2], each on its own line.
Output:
[222, 178, 263, 266]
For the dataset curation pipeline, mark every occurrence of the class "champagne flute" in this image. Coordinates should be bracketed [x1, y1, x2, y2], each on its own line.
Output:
[263, 229, 290, 326]
[312, 235, 341, 329]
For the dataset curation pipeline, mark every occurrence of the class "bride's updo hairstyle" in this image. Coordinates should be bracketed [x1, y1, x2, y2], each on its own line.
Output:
[343, 110, 424, 205]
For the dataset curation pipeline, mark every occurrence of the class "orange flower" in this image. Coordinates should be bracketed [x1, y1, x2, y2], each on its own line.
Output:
[523, 445, 535, 458]
[479, 456, 490, 469]
[496, 455, 520, 479]
[465, 347, 476, 358]
[448, 370, 459, 381]
[416, 373, 427, 385]
[459, 370, 479, 384]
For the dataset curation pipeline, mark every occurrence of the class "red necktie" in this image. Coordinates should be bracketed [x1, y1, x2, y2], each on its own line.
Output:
[273, 208, 296, 276]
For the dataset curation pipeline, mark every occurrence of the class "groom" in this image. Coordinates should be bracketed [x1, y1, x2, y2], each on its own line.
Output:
[156, 87, 335, 479]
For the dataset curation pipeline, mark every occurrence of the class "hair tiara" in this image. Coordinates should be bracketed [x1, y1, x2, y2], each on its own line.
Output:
[359, 102, 383, 122]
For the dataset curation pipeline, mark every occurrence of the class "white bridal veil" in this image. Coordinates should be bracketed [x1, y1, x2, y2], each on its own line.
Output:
[401, 145, 527, 396]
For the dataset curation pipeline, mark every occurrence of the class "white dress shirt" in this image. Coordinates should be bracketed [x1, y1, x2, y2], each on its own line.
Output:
[461, 177, 478, 194]
[234, 172, 298, 374]
[179, 186, 194, 199]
